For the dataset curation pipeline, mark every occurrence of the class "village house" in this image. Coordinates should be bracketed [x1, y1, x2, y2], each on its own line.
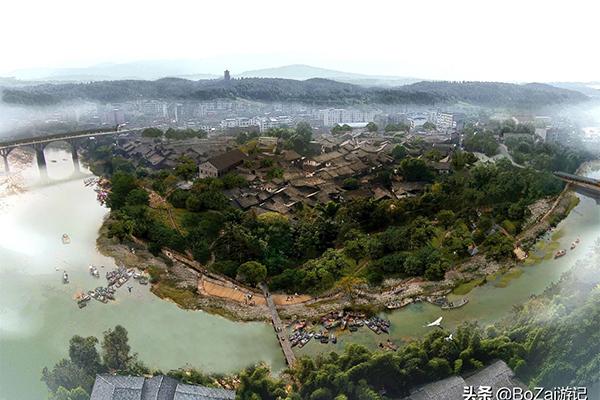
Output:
[198, 149, 247, 178]
[90, 374, 235, 400]
[402, 360, 526, 400]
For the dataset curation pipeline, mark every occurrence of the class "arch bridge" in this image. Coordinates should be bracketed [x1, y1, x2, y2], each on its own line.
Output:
[553, 171, 600, 201]
[0, 126, 136, 178]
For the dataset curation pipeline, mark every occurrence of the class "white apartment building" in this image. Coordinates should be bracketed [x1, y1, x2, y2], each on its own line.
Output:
[319, 108, 376, 127]
[253, 116, 293, 132]
[435, 112, 455, 131]
[408, 114, 428, 129]
[220, 117, 255, 129]
[141, 101, 168, 118]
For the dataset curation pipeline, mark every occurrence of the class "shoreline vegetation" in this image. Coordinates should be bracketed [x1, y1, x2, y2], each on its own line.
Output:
[45, 240, 600, 400]
[85, 122, 595, 325]
[96, 184, 581, 323]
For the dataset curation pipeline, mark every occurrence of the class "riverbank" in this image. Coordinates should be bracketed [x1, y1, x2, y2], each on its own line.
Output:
[96, 182, 581, 323]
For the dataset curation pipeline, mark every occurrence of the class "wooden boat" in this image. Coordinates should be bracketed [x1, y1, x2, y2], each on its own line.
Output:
[442, 297, 469, 310]
[554, 249, 567, 258]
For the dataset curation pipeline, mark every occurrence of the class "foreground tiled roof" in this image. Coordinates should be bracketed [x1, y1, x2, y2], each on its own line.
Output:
[90, 375, 235, 400]
[402, 360, 525, 400]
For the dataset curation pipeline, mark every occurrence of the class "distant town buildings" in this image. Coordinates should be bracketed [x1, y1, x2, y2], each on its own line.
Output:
[319, 108, 376, 127]
[224, 69, 231, 81]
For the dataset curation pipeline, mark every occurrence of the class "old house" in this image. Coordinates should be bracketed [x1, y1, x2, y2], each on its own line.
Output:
[198, 149, 247, 178]
[90, 374, 235, 400]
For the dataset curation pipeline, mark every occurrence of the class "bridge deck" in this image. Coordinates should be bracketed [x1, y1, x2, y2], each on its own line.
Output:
[554, 171, 600, 187]
[0, 128, 137, 150]
[259, 283, 296, 367]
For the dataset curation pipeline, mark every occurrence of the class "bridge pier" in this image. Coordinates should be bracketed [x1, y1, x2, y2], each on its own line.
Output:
[70, 140, 80, 172]
[0, 148, 10, 174]
[34, 143, 47, 179]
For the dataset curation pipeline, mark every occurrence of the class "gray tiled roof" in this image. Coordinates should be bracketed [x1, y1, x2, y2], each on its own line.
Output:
[464, 360, 526, 390]
[91, 375, 144, 400]
[174, 384, 235, 400]
[90, 375, 235, 400]
[407, 376, 466, 400]
[142, 375, 179, 400]
[402, 360, 526, 400]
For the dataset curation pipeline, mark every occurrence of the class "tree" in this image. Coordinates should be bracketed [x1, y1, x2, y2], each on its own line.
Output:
[49, 387, 89, 400]
[125, 188, 149, 207]
[331, 124, 353, 135]
[174, 156, 197, 181]
[141, 127, 163, 138]
[422, 121, 437, 131]
[399, 158, 433, 181]
[69, 335, 102, 376]
[42, 359, 93, 393]
[107, 172, 137, 210]
[366, 122, 378, 132]
[237, 364, 286, 400]
[342, 177, 360, 190]
[236, 261, 267, 286]
[391, 144, 408, 160]
[101, 325, 132, 371]
[482, 233, 514, 261]
[385, 122, 409, 133]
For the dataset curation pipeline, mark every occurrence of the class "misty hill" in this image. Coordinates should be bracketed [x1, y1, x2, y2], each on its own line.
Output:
[401, 81, 588, 106]
[549, 82, 600, 98]
[1, 78, 588, 108]
[8, 60, 220, 82]
[238, 64, 420, 86]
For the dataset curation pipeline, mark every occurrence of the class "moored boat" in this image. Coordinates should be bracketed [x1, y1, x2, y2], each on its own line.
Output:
[554, 249, 567, 258]
[442, 297, 469, 310]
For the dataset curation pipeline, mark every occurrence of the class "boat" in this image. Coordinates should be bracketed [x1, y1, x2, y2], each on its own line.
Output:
[89, 265, 100, 277]
[554, 249, 567, 258]
[442, 297, 469, 310]
[62, 272, 69, 284]
[570, 241, 578, 250]
[62, 234, 71, 244]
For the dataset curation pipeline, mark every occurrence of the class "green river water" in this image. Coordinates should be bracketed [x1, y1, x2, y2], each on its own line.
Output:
[0, 148, 598, 400]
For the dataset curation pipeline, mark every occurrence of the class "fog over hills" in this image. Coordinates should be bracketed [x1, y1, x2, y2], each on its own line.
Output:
[238, 64, 421, 86]
[0, 76, 588, 109]
[4, 60, 419, 86]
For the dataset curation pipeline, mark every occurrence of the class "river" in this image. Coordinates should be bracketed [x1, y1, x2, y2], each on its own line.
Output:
[0, 148, 599, 400]
[298, 164, 600, 355]
[0, 148, 285, 400]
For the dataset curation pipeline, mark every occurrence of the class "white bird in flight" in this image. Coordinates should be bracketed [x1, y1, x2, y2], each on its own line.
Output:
[426, 316, 443, 327]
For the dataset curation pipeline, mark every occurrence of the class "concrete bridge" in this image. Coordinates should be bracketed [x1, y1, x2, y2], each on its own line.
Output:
[0, 126, 135, 178]
[554, 171, 600, 200]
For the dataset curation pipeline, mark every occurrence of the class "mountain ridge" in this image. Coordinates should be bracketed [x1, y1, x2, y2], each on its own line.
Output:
[1, 77, 588, 109]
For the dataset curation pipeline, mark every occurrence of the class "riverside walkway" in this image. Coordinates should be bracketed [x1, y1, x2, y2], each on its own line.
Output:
[259, 283, 296, 367]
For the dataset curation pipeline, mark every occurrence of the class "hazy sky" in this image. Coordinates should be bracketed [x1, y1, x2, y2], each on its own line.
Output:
[2, 0, 599, 82]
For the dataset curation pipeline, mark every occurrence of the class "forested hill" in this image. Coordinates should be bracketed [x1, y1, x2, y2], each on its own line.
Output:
[1, 77, 588, 108]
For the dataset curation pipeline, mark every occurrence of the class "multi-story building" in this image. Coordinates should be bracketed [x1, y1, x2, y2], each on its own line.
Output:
[435, 112, 454, 131]
[319, 108, 376, 127]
